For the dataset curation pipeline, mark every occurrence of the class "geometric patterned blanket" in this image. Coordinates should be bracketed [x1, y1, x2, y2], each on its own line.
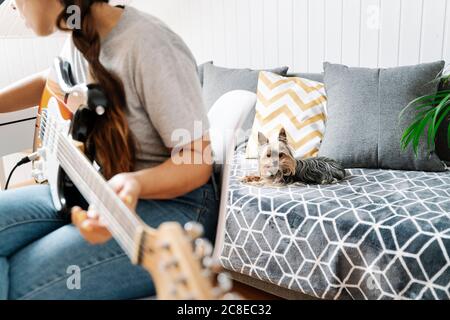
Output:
[219, 145, 450, 299]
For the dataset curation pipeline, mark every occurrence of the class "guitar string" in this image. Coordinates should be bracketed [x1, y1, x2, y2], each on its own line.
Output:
[41, 117, 207, 282]
[55, 143, 137, 256]
[39, 116, 215, 298]
[40, 116, 145, 237]
[40, 117, 140, 256]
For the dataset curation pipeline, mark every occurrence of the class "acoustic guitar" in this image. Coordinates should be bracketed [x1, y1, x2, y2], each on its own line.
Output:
[31, 57, 234, 300]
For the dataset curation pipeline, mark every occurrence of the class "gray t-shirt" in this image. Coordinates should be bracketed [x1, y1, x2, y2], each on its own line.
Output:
[61, 6, 208, 171]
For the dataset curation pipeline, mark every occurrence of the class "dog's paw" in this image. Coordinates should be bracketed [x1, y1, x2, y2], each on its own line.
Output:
[241, 175, 262, 184]
[293, 182, 306, 187]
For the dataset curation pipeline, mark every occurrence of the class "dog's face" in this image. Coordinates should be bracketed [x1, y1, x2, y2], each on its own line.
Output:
[258, 129, 297, 179]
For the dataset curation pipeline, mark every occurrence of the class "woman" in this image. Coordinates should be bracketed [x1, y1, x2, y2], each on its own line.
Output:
[0, 0, 218, 299]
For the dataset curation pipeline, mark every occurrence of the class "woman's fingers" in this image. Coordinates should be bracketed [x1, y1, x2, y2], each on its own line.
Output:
[107, 173, 141, 210]
[79, 219, 112, 244]
[119, 191, 136, 209]
[118, 183, 139, 209]
[87, 206, 99, 219]
[71, 206, 112, 244]
[72, 206, 88, 226]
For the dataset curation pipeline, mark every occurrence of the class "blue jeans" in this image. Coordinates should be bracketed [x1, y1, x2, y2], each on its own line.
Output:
[0, 183, 218, 300]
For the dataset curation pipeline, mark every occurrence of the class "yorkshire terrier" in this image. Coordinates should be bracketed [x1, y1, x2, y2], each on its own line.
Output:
[242, 129, 347, 186]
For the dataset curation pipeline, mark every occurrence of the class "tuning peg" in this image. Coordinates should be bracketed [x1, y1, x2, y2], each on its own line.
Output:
[168, 286, 178, 297]
[211, 287, 223, 298]
[159, 240, 170, 250]
[202, 256, 214, 268]
[202, 256, 223, 273]
[184, 222, 204, 239]
[184, 293, 196, 300]
[217, 273, 233, 293]
[194, 238, 213, 258]
[202, 269, 212, 278]
[222, 293, 243, 300]
[175, 275, 188, 285]
[162, 258, 179, 270]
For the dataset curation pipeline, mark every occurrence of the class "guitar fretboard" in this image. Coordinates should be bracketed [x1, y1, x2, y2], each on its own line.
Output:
[53, 128, 144, 262]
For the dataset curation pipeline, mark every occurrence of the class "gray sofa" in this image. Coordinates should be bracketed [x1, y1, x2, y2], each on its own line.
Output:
[202, 64, 450, 300]
[217, 143, 450, 300]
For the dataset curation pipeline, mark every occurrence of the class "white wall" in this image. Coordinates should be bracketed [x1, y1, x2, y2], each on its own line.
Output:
[2, 0, 448, 84]
[0, 1, 67, 88]
[134, 0, 450, 72]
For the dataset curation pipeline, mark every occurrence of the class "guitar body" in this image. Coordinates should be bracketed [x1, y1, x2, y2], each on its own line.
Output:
[33, 57, 106, 213]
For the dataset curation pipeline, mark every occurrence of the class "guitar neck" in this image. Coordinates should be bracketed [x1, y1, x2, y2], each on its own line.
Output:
[55, 132, 145, 262]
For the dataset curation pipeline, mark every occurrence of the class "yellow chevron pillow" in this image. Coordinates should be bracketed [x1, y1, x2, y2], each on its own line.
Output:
[246, 71, 328, 159]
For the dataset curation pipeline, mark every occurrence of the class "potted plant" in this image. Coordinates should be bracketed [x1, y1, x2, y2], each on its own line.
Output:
[400, 74, 450, 154]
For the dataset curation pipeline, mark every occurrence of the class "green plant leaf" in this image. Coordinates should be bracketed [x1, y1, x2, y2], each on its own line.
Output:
[431, 104, 450, 150]
[399, 92, 450, 119]
[412, 112, 434, 155]
[432, 94, 450, 130]
[431, 103, 450, 139]
[401, 86, 450, 155]
[401, 115, 429, 151]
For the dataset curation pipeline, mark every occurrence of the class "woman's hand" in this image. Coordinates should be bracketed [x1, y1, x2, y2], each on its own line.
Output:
[71, 172, 142, 245]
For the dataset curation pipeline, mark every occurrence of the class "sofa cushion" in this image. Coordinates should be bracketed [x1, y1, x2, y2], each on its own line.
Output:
[202, 64, 289, 133]
[288, 72, 324, 83]
[246, 71, 328, 159]
[218, 144, 450, 300]
[197, 61, 212, 87]
[318, 61, 446, 172]
[208, 90, 256, 167]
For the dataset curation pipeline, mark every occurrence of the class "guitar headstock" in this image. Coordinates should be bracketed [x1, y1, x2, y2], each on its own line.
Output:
[139, 222, 240, 300]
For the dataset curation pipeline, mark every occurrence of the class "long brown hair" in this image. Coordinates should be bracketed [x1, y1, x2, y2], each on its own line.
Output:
[57, 0, 136, 179]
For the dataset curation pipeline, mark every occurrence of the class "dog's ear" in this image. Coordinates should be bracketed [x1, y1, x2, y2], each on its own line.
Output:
[258, 132, 269, 145]
[278, 128, 288, 143]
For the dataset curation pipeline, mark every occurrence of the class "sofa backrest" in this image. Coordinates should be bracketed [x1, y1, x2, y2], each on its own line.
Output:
[287, 73, 324, 83]
[288, 72, 449, 162]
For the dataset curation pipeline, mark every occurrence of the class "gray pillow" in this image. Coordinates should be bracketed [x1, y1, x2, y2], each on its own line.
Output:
[288, 72, 324, 83]
[202, 63, 289, 132]
[319, 61, 446, 172]
[197, 61, 213, 87]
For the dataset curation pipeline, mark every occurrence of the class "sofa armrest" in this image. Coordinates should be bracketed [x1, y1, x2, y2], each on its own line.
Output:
[212, 128, 237, 260]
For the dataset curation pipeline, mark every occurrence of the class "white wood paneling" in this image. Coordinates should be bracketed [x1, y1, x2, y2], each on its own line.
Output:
[292, 0, 309, 72]
[132, 0, 450, 72]
[236, 0, 252, 68]
[378, 0, 402, 68]
[360, 0, 381, 68]
[249, 0, 265, 69]
[398, 0, 424, 66]
[0, 37, 66, 88]
[0, 2, 67, 87]
[324, 0, 343, 64]
[420, 0, 447, 63]
[278, 0, 294, 68]
[263, 0, 279, 68]
[444, 0, 450, 66]
[2, 0, 449, 87]
[308, 0, 326, 72]
[224, 0, 239, 68]
[341, 0, 362, 67]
